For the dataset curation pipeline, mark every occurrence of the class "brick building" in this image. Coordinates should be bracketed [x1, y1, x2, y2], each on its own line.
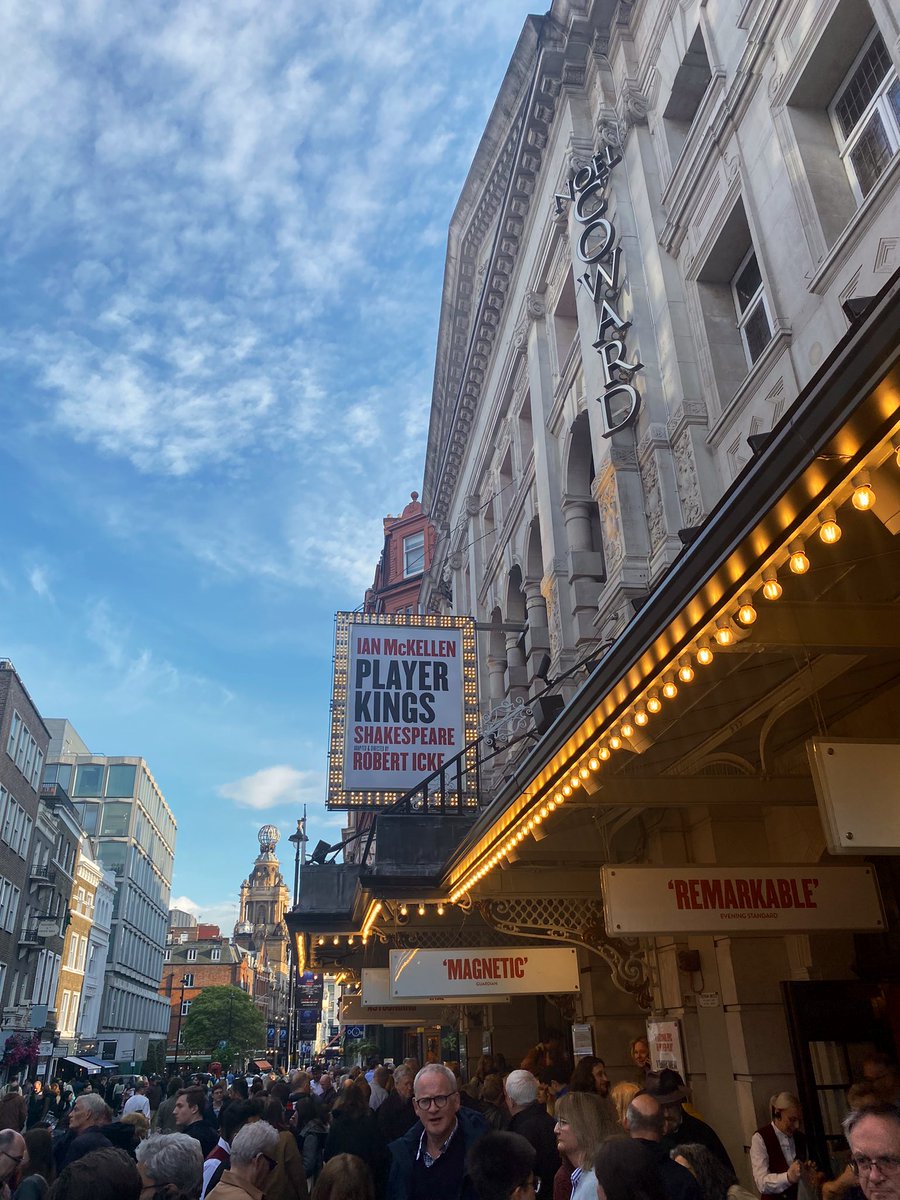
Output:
[162, 923, 252, 1050]
[54, 836, 104, 1044]
[363, 492, 435, 615]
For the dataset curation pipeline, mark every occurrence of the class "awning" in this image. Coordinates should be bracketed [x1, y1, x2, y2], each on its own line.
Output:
[64, 1056, 104, 1074]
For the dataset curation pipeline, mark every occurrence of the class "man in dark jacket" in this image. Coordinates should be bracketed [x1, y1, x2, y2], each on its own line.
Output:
[647, 1070, 734, 1173]
[626, 1092, 704, 1200]
[173, 1086, 218, 1157]
[377, 1065, 418, 1143]
[389, 1064, 489, 1200]
[505, 1070, 559, 1198]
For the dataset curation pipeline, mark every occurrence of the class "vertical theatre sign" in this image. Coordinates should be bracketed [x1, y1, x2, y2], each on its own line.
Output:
[555, 143, 642, 437]
[327, 613, 478, 809]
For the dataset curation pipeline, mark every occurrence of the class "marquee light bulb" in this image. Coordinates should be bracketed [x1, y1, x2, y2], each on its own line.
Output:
[788, 540, 809, 574]
[715, 620, 735, 646]
[852, 470, 875, 511]
[609, 733, 622, 751]
[598, 746, 611, 761]
[662, 676, 678, 700]
[333, 936, 339, 945]
[562, 784, 572, 796]
[678, 657, 694, 684]
[548, 799, 557, 811]
[818, 513, 841, 543]
[646, 691, 662, 714]
[399, 903, 408, 916]
[569, 776, 581, 788]
[762, 569, 782, 600]
[317, 936, 324, 946]
[418, 903, 426, 916]
[621, 721, 635, 738]
[696, 641, 714, 666]
[737, 594, 757, 625]
[437, 903, 445, 916]
[634, 708, 648, 727]
[553, 791, 564, 803]
[588, 757, 601, 770]
[579, 766, 590, 779]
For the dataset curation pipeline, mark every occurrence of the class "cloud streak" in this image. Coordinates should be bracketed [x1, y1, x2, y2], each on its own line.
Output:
[218, 765, 324, 811]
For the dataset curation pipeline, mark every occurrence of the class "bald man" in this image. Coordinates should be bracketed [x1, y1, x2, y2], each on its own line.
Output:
[626, 1093, 702, 1200]
[0, 1128, 26, 1198]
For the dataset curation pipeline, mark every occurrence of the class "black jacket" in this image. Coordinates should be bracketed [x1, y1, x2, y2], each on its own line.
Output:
[509, 1101, 560, 1197]
[324, 1109, 389, 1199]
[633, 1136, 704, 1200]
[662, 1110, 734, 1174]
[388, 1106, 489, 1200]
[377, 1093, 418, 1144]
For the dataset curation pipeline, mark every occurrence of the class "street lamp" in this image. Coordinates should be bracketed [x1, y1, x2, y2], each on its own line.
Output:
[172, 974, 190, 1078]
[287, 814, 308, 1069]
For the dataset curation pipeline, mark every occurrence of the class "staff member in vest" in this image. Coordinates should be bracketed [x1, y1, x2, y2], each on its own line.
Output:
[750, 1092, 813, 1198]
[388, 1063, 489, 1200]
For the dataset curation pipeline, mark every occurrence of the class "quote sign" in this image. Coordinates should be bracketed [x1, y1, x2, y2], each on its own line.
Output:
[390, 947, 580, 998]
[362, 968, 509, 1008]
[327, 615, 478, 808]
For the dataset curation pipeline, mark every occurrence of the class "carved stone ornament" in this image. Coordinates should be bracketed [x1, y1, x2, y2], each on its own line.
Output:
[672, 429, 704, 527]
[513, 320, 530, 355]
[640, 452, 665, 551]
[596, 473, 623, 568]
[526, 293, 546, 320]
[540, 574, 563, 664]
[619, 80, 649, 128]
[477, 895, 651, 1010]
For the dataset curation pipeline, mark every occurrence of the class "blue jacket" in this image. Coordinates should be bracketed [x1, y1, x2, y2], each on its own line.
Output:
[388, 1105, 489, 1200]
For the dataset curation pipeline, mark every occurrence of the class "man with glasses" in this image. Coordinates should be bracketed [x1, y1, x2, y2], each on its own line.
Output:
[207, 1121, 280, 1200]
[388, 1063, 489, 1200]
[845, 1104, 900, 1200]
[0, 1129, 25, 1199]
[468, 1130, 540, 1200]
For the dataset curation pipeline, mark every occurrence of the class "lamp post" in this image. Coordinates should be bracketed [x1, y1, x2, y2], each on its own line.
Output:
[172, 974, 190, 1079]
[287, 813, 308, 1069]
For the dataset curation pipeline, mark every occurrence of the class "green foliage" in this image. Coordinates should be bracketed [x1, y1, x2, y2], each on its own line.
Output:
[182, 986, 266, 1061]
[144, 1039, 167, 1075]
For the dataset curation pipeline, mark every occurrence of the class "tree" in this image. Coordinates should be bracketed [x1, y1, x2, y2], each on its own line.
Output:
[144, 1039, 167, 1076]
[182, 986, 266, 1066]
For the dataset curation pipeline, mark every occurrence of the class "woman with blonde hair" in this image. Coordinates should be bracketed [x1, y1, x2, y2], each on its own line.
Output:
[553, 1090, 619, 1199]
[311, 1153, 374, 1200]
[611, 1081, 641, 1127]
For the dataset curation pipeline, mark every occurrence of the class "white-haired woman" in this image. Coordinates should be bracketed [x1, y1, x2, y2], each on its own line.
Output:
[135, 1132, 203, 1199]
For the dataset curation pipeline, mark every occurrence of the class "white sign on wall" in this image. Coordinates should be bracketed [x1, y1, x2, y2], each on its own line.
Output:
[362, 968, 509, 1008]
[340, 996, 444, 1027]
[648, 1019, 684, 1074]
[390, 947, 580, 998]
[601, 864, 884, 934]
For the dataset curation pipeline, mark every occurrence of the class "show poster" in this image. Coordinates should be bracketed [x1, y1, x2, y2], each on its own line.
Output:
[327, 614, 477, 808]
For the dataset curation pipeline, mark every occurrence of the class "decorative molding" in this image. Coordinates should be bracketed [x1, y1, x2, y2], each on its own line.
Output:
[477, 895, 651, 1010]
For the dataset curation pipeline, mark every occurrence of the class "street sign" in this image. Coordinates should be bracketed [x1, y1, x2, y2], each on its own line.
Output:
[345, 1025, 364, 1039]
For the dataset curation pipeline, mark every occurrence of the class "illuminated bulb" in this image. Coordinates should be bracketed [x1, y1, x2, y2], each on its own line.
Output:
[533, 812, 542, 824]
[399, 903, 408, 917]
[715, 620, 735, 646]
[526, 819, 535, 831]
[548, 799, 557, 811]
[317, 936, 324, 946]
[696, 641, 714, 666]
[788, 540, 809, 574]
[562, 784, 572, 796]
[662, 677, 678, 700]
[598, 746, 611, 761]
[647, 692, 661, 714]
[516, 830, 525, 841]
[437, 903, 445, 916]
[579, 766, 590, 779]
[608, 733, 622, 751]
[348, 936, 354, 945]
[852, 471, 875, 511]
[621, 721, 635, 738]
[554, 791, 564, 803]
[762, 569, 782, 601]
[818, 507, 841, 544]
[635, 709, 648, 726]
[678, 657, 694, 684]
[737, 594, 757, 625]
[588, 757, 601, 770]
[569, 776, 581, 788]
[540, 806, 548, 818]
[333, 936, 339, 945]
[418, 903, 425, 916]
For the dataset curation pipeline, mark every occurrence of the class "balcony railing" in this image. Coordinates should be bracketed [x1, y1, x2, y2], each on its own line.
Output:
[20, 926, 44, 946]
[29, 866, 57, 886]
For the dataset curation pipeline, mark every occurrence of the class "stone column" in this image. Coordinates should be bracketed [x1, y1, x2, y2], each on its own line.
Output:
[504, 633, 529, 702]
[523, 581, 552, 687]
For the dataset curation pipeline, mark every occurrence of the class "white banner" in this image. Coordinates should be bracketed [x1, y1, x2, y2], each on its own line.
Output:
[390, 947, 580, 998]
[340, 996, 445, 1027]
[362, 968, 509, 1008]
[343, 624, 466, 791]
[601, 864, 884, 934]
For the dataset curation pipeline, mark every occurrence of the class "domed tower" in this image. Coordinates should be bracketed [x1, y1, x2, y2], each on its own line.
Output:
[234, 825, 290, 976]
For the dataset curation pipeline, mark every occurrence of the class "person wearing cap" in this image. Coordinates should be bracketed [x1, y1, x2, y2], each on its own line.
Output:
[750, 1092, 815, 1199]
[647, 1070, 734, 1173]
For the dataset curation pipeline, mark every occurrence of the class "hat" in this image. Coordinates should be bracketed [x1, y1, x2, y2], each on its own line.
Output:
[645, 1068, 689, 1104]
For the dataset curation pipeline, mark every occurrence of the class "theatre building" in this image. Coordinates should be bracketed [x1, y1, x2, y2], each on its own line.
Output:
[288, 0, 900, 1182]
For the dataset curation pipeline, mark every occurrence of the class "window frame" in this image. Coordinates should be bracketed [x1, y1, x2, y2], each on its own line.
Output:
[731, 246, 774, 369]
[402, 530, 426, 578]
[828, 27, 900, 204]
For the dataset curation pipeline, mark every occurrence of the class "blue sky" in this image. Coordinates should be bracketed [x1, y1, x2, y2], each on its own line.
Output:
[0, 1, 540, 931]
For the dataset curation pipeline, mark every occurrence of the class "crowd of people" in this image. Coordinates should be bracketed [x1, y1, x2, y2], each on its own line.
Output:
[0, 1043, 893, 1200]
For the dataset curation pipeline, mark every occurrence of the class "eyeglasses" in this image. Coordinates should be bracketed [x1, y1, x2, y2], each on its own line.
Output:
[414, 1092, 456, 1110]
[0, 1151, 24, 1165]
[257, 1154, 278, 1170]
[851, 1156, 900, 1175]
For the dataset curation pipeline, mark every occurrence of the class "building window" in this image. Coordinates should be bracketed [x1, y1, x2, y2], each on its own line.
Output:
[186, 948, 197, 962]
[403, 531, 425, 577]
[662, 27, 713, 166]
[732, 248, 773, 367]
[830, 29, 899, 201]
[211, 948, 221, 961]
[180, 999, 191, 1017]
[182, 972, 194, 987]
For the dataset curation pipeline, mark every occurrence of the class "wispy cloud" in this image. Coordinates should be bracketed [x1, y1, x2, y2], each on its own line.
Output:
[218, 765, 324, 811]
[27, 564, 52, 600]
